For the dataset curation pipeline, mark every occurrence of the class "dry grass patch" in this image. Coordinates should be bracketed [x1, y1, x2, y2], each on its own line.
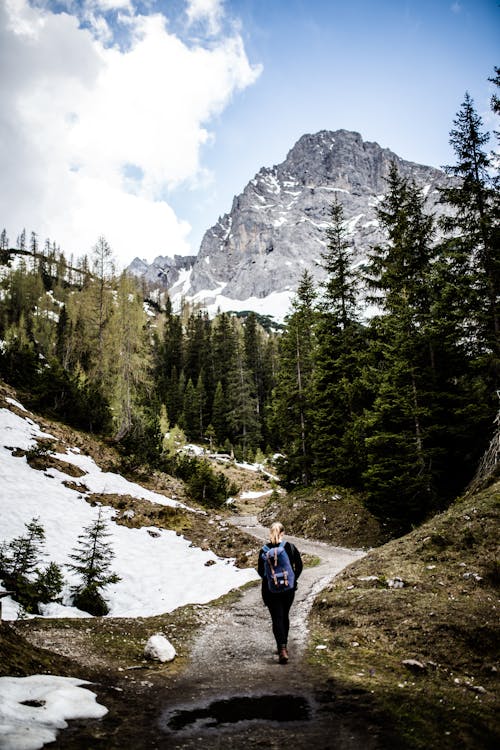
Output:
[308, 481, 499, 749]
[260, 485, 386, 549]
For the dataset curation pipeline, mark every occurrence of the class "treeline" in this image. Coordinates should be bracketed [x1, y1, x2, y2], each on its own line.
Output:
[0, 82, 498, 531]
[0, 235, 280, 478]
[274, 85, 499, 531]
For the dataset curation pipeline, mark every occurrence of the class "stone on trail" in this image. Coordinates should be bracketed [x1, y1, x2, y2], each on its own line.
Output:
[144, 634, 176, 662]
[387, 577, 405, 589]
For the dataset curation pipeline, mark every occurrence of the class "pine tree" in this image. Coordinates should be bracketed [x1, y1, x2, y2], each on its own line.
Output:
[0, 520, 66, 613]
[158, 306, 184, 411]
[205, 423, 216, 451]
[6, 518, 45, 578]
[109, 273, 152, 442]
[367, 165, 435, 319]
[273, 270, 317, 486]
[195, 372, 208, 440]
[243, 312, 277, 446]
[90, 236, 115, 387]
[0, 229, 9, 251]
[30, 231, 38, 256]
[35, 562, 65, 605]
[17, 228, 26, 252]
[321, 198, 359, 326]
[244, 313, 264, 412]
[32, 285, 58, 357]
[0, 542, 11, 576]
[490, 66, 500, 121]
[55, 304, 70, 367]
[182, 377, 200, 440]
[185, 311, 211, 390]
[166, 365, 183, 426]
[440, 93, 499, 365]
[226, 338, 261, 459]
[212, 313, 237, 394]
[362, 167, 443, 526]
[313, 200, 367, 488]
[212, 380, 227, 445]
[3, 260, 44, 327]
[67, 506, 121, 616]
[187, 459, 232, 508]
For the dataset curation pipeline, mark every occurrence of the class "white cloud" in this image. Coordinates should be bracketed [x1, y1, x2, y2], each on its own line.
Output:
[0, 1, 261, 266]
[186, 0, 224, 35]
[94, 0, 133, 10]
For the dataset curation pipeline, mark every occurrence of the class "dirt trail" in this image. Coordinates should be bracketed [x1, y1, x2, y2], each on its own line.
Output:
[155, 515, 384, 749]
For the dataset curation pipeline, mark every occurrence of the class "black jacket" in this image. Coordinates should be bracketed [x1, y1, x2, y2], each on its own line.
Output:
[258, 540, 303, 598]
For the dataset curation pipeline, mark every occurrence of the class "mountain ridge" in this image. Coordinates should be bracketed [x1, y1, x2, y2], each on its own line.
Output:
[129, 129, 449, 318]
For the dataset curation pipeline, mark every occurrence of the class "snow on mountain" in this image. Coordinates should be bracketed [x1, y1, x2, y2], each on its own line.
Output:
[127, 254, 196, 289]
[128, 129, 449, 321]
[0, 401, 258, 621]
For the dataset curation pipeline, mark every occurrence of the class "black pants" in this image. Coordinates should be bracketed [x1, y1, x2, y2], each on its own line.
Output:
[263, 589, 295, 648]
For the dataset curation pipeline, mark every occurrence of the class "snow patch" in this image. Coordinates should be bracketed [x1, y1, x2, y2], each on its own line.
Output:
[0, 407, 259, 620]
[168, 267, 193, 300]
[318, 186, 350, 193]
[5, 397, 28, 412]
[173, 289, 294, 324]
[240, 490, 273, 500]
[46, 448, 190, 510]
[273, 217, 287, 228]
[263, 172, 281, 194]
[344, 214, 364, 234]
[298, 217, 330, 229]
[0, 675, 107, 750]
[143, 302, 156, 317]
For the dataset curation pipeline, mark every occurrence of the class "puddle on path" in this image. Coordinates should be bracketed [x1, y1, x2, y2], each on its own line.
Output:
[160, 694, 312, 734]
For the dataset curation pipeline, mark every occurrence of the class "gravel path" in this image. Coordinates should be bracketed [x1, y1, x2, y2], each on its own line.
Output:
[156, 516, 383, 749]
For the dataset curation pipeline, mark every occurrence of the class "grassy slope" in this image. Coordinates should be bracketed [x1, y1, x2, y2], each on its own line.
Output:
[308, 480, 499, 749]
[259, 485, 386, 548]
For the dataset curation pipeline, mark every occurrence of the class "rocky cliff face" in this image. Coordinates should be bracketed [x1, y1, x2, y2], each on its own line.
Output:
[129, 130, 448, 315]
[128, 254, 196, 288]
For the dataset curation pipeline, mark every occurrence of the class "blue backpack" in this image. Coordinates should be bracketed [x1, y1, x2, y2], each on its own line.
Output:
[261, 541, 295, 593]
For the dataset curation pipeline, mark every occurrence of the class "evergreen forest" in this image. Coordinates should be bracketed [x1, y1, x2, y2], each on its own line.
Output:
[1, 84, 498, 535]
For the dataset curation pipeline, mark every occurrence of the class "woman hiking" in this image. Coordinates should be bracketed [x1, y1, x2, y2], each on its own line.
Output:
[258, 522, 303, 664]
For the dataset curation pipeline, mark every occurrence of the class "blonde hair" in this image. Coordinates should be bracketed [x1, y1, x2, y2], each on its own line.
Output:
[269, 522, 284, 545]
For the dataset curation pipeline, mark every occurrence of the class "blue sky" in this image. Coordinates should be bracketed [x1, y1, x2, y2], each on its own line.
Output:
[174, 0, 499, 249]
[0, 0, 498, 265]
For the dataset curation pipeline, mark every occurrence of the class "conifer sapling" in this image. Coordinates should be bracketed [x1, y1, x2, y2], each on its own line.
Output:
[67, 505, 121, 616]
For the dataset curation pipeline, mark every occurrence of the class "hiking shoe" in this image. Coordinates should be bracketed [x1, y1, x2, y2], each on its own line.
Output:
[278, 647, 289, 664]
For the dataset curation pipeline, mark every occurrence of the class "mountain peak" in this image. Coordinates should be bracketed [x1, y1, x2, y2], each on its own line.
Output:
[128, 130, 448, 320]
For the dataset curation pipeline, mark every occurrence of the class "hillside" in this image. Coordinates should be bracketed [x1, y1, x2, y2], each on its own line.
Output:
[259, 486, 386, 549]
[1, 455, 498, 749]
[308, 480, 499, 749]
[0, 384, 498, 748]
[0, 382, 267, 621]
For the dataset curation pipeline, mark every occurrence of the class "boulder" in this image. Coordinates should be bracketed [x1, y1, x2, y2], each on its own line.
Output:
[144, 634, 176, 663]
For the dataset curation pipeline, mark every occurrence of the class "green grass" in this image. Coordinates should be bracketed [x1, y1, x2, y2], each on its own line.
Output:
[307, 480, 500, 749]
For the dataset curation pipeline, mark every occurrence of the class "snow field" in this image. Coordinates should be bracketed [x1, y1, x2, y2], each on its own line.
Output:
[0, 406, 259, 620]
